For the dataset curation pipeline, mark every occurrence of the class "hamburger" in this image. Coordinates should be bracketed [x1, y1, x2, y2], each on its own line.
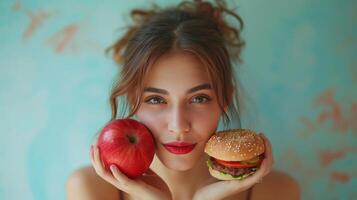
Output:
[204, 129, 265, 180]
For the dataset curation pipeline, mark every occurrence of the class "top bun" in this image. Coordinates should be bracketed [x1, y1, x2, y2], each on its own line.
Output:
[204, 129, 265, 161]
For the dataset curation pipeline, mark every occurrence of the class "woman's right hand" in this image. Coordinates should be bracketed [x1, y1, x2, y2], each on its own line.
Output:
[90, 144, 171, 200]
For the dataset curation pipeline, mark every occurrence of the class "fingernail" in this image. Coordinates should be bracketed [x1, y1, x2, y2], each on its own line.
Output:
[110, 165, 116, 172]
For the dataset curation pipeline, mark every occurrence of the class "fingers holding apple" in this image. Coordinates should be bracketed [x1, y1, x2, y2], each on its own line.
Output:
[89, 119, 171, 200]
[90, 144, 124, 187]
[90, 144, 160, 198]
[109, 164, 134, 189]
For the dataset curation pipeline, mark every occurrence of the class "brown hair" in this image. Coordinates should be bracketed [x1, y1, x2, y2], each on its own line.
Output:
[106, 0, 245, 129]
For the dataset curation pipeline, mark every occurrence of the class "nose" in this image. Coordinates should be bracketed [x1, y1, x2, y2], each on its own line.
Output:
[167, 106, 191, 134]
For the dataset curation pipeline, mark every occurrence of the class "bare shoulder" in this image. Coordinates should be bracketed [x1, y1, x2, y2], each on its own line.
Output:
[252, 170, 301, 200]
[65, 165, 120, 200]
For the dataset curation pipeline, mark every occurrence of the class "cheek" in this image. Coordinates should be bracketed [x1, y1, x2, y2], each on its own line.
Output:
[191, 110, 217, 125]
[188, 107, 221, 139]
[136, 108, 166, 136]
[190, 105, 221, 123]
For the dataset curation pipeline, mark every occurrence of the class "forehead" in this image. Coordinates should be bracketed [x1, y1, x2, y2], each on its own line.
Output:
[144, 52, 211, 87]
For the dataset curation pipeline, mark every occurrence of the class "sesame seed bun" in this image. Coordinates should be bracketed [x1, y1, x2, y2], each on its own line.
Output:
[204, 129, 265, 161]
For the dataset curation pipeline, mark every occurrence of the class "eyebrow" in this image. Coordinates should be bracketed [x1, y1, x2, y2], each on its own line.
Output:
[144, 83, 212, 95]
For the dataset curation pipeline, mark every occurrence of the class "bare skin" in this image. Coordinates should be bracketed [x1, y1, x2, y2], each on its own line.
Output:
[66, 52, 300, 200]
[66, 164, 300, 200]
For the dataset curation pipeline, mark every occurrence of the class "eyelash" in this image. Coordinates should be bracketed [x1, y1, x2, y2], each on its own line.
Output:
[144, 95, 211, 105]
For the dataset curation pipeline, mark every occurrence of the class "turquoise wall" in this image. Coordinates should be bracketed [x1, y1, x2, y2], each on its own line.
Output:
[1, 0, 356, 199]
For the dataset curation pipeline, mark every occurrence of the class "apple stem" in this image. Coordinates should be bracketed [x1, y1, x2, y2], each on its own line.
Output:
[126, 134, 137, 144]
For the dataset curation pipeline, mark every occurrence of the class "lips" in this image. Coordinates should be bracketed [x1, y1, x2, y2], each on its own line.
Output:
[163, 142, 197, 154]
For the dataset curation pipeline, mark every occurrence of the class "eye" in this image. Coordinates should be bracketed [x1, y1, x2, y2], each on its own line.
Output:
[191, 95, 211, 104]
[144, 96, 167, 104]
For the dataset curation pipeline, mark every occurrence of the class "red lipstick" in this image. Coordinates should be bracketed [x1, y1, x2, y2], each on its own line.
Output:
[163, 142, 197, 154]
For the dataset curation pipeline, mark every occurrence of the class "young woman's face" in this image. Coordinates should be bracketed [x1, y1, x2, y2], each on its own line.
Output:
[136, 52, 223, 171]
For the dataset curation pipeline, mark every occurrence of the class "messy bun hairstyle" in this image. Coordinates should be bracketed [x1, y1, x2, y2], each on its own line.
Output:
[106, 0, 246, 128]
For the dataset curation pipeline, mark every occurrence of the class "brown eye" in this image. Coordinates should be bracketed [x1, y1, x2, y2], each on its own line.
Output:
[191, 95, 211, 104]
[145, 96, 166, 104]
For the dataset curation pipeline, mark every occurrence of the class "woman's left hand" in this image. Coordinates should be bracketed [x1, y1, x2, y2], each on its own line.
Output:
[192, 133, 274, 200]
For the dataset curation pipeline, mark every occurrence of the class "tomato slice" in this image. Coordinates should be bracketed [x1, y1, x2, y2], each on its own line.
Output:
[215, 158, 260, 168]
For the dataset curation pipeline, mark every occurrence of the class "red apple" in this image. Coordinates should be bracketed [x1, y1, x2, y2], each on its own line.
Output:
[97, 118, 155, 178]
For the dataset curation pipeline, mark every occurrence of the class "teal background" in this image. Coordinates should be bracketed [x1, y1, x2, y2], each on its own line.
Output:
[1, 0, 356, 199]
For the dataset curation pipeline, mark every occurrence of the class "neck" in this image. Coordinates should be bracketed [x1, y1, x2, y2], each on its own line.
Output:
[150, 154, 216, 200]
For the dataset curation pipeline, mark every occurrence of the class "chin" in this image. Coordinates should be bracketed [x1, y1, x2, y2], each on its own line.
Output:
[161, 155, 195, 171]
[156, 149, 199, 171]
[166, 162, 192, 171]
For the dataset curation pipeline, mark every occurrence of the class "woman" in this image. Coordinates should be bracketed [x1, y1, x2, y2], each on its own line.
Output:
[66, 0, 300, 199]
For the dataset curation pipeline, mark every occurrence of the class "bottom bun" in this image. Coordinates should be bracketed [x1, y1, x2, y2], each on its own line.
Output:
[208, 166, 256, 181]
